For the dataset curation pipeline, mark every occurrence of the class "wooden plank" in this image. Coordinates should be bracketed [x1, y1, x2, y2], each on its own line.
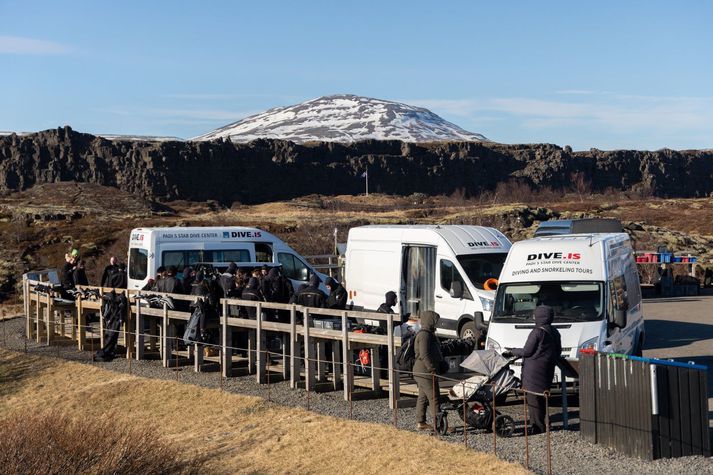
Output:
[161, 303, 170, 367]
[77, 296, 85, 350]
[256, 303, 265, 383]
[45, 292, 52, 345]
[135, 299, 144, 360]
[303, 308, 315, 392]
[290, 306, 299, 389]
[341, 312, 350, 401]
[387, 312, 396, 410]
[222, 301, 232, 378]
[331, 340, 341, 391]
[35, 293, 40, 343]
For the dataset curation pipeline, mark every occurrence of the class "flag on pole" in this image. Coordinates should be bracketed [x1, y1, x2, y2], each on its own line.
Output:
[361, 171, 367, 178]
[361, 170, 369, 196]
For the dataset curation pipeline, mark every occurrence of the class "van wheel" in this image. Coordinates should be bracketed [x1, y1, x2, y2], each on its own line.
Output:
[459, 321, 481, 343]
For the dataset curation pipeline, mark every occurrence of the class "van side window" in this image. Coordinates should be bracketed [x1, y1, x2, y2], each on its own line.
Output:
[608, 275, 629, 316]
[278, 253, 309, 281]
[440, 259, 472, 300]
[255, 243, 273, 263]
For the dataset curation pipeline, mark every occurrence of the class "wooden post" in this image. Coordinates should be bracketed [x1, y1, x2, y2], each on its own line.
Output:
[161, 302, 170, 367]
[303, 308, 315, 392]
[77, 296, 85, 350]
[256, 302, 265, 383]
[342, 311, 352, 401]
[221, 300, 232, 378]
[24, 277, 30, 339]
[124, 294, 133, 359]
[370, 345, 380, 392]
[387, 313, 397, 409]
[281, 332, 289, 381]
[290, 305, 300, 389]
[45, 292, 53, 345]
[135, 298, 144, 360]
[35, 292, 41, 343]
[194, 340, 203, 372]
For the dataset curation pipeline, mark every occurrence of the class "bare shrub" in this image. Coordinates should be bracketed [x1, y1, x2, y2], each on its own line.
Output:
[0, 411, 203, 475]
[571, 171, 592, 202]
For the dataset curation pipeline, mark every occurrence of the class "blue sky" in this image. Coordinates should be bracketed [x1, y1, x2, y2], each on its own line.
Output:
[1, 0, 712, 150]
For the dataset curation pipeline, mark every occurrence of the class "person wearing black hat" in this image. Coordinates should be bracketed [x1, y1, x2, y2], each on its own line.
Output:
[502, 305, 562, 434]
[324, 276, 347, 310]
[241, 277, 264, 319]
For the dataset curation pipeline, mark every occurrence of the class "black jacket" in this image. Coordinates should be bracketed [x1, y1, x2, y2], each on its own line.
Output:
[156, 276, 184, 295]
[294, 275, 326, 308]
[377, 291, 397, 314]
[325, 283, 347, 309]
[241, 277, 263, 319]
[511, 306, 562, 393]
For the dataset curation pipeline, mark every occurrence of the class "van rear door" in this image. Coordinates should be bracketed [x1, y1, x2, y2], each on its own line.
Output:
[401, 245, 436, 316]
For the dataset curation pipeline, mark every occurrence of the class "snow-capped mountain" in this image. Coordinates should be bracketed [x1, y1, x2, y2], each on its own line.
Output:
[192, 94, 488, 143]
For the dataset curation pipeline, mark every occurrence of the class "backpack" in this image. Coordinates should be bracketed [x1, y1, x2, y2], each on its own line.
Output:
[396, 330, 424, 376]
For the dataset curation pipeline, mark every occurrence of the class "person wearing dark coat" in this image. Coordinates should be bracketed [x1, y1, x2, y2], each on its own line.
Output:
[413, 310, 447, 431]
[324, 277, 347, 310]
[377, 291, 397, 314]
[503, 305, 562, 434]
[182, 266, 195, 290]
[241, 277, 264, 319]
[293, 274, 326, 308]
[219, 262, 238, 297]
[156, 266, 184, 294]
[100, 256, 120, 287]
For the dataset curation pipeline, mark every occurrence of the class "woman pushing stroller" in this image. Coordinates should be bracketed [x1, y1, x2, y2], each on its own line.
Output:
[503, 305, 562, 434]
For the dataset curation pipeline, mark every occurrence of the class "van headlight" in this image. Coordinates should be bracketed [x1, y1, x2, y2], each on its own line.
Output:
[485, 338, 501, 352]
[577, 336, 599, 357]
[479, 296, 494, 312]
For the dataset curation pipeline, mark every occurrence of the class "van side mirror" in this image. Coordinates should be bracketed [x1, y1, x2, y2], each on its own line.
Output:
[613, 309, 627, 328]
[450, 281, 463, 299]
[474, 311, 488, 331]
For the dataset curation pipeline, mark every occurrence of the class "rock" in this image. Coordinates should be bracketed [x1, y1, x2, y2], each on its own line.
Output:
[0, 128, 712, 204]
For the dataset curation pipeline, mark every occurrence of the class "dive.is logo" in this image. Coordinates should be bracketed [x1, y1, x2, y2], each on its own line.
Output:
[224, 231, 262, 239]
[527, 252, 581, 261]
[468, 241, 500, 248]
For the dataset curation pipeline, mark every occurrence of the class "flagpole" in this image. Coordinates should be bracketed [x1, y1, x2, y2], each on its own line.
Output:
[365, 169, 369, 197]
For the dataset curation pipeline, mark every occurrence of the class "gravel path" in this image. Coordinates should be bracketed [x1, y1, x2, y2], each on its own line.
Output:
[1, 317, 710, 475]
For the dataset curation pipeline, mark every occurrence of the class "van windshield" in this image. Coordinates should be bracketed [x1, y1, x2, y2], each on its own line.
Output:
[457, 253, 508, 289]
[493, 281, 604, 323]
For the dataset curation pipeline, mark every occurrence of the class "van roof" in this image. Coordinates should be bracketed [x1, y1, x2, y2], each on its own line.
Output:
[527, 233, 629, 245]
[350, 225, 511, 255]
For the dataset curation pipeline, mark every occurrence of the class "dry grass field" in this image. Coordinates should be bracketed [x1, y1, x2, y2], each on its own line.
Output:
[0, 348, 529, 474]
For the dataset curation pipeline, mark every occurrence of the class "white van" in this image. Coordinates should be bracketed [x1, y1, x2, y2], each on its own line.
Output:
[127, 227, 326, 291]
[344, 225, 512, 340]
[483, 232, 645, 381]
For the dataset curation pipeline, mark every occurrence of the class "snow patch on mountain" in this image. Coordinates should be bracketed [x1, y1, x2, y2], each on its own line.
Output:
[192, 94, 488, 143]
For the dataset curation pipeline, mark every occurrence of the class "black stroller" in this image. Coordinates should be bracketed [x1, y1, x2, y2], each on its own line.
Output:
[436, 349, 520, 437]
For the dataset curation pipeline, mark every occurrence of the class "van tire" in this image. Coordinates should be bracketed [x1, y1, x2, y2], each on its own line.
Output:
[459, 321, 481, 344]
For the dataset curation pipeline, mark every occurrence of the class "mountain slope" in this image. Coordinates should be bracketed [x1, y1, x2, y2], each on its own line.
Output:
[192, 94, 488, 143]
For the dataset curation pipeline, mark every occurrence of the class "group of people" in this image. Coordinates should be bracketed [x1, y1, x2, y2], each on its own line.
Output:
[61, 250, 128, 294]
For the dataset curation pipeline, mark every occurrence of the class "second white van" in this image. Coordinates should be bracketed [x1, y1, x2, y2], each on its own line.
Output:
[345, 225, 512, 341]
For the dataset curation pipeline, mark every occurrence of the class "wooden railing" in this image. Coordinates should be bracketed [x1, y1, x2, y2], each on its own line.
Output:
[22, 279, 404, 408]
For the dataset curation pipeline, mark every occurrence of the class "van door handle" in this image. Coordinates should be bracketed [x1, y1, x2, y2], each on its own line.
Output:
[436, 294, 443, 299]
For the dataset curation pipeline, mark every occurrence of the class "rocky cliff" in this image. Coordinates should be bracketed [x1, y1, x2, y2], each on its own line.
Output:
[1, 127, 711, 204]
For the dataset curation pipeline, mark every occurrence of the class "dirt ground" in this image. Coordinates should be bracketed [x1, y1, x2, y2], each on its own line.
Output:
[0, 348, 527, 475]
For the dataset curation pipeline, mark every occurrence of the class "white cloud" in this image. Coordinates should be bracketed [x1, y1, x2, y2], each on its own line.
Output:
[0, 35, 70, 55]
